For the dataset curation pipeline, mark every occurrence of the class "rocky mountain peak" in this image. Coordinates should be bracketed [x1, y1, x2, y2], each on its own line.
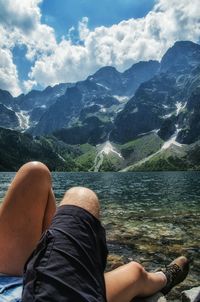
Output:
[123, 60, 160, 77]
[89, 66, 119, 79]
[0, 89, 14, 106]
[87, 66, 122, 93]
[161, 40, 200, 73]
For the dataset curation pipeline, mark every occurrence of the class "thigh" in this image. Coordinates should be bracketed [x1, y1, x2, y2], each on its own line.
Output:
[0, 162, 56, 276]
[22, 205, 108, 302]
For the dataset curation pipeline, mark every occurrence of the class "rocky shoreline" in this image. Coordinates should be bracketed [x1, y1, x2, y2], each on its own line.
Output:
[103, 205, 200, 301]
[132, 287, 200, 302]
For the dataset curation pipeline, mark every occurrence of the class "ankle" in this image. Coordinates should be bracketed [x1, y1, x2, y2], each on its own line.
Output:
[155, 271, 167, 286]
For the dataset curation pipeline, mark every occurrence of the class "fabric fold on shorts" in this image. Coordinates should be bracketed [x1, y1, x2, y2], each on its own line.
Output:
[0, 276, 23, 302]
[22, 205, 108, 302]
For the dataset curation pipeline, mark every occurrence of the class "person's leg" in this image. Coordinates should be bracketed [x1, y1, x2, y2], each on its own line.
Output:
[105, 262, 166, 302]
[60, 186, 100, 219]
[0, 161, 56, 276]
[105, 256, 189, 302]
[60, 188, 189, 302]
[22, 186, 108, 302]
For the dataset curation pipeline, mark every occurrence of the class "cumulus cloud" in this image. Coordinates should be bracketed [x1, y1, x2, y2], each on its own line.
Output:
[0, 0, 200, 95]
[0, 49, 21, 96]
[26, 0, 200, 91]
[78, 17, 90, 41]
[27, 40, 89, 87]
[0, 0, 41, 33]
[0, 0, 56, 95]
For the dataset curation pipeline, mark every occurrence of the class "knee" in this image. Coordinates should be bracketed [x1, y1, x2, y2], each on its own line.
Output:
[128, 261, 147, 282]
[19, 161, 51, 182]
[61, 187, 100, 219]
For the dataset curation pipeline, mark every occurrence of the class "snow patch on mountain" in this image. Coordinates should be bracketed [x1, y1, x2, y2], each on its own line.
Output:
[138, 129, 160, 137]
[162, 113, 173, 119]
[15, 111, 30, 131]
[161, 125, 182, 149]
[100, 107, 107, 113]
[113, 95, 129, 103]
[175, 102, 186, 115]
[92, 140, 123, 172]
[96, 83, 110, 90]
[123, 127, 183, 171]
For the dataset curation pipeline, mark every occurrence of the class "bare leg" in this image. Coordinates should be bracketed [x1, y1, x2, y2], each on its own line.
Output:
[61, 188, 166, 302]
[60, 188, 166, 301]
[0, 161, 56, 276]
[105, 262, 166, 302]
[60, 186, 100, 219]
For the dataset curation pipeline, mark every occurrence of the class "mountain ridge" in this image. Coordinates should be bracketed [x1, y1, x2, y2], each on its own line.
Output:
[0, 40, 200, 171]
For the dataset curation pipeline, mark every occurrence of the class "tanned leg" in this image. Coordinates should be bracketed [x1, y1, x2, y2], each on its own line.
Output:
[60, 186, 100, 219]
[61, 188, 166, 302]
[105, 262, 166, 302]
[0, 161, 56, 276]
[60, 188, 166, 301]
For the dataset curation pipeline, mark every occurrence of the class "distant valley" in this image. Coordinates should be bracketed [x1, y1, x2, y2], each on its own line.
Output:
[1, 40, 200, 171]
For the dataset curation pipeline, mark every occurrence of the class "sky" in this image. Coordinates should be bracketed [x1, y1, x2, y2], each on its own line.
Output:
[0, 0, 200, 96]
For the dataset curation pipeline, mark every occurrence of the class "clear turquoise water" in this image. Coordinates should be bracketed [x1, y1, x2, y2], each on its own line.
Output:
[0, 171, 200, 295]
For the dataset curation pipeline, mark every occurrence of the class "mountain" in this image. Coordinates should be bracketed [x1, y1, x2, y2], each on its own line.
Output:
[1, 40, 200, 171]
[160, 41, 200, 73]
[31, 86, 83, 135]
[0, 127, 80, 171]
[0, 104, 19, 129]
[16, 83, 73, 111]
[0, 89, 14, 107]
[110, 41, 200, 144]
[123, 140, 200, 172]
[87, 60, 160, 96]
[29, 60, 159, 138]
[0, 60, 160, 136]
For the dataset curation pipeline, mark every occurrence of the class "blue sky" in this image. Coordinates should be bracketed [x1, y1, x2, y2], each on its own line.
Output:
[0, 0, 200, 96]
[13, 0, 155, 88]
[41, 0, 155, 39]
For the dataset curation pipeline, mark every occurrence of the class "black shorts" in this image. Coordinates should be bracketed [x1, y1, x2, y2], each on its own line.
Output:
[22, 205, 108, 302]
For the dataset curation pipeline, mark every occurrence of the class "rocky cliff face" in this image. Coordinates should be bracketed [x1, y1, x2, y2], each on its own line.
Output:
[16, 83, 72, 111]
[0, 89, 14, 107]
[110, 41, 200, 144]
[0, 104, 19, 129]
[0, 59, 160, 137]
[31, 86, 83, 135]
[160, 41, 200, 73]
[29, 60, 160, 136]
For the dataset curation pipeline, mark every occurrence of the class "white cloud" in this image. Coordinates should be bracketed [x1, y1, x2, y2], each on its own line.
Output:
[26, 40, 89, 87]
[0, 0, 56, 95]
[22, 79, 37, 94]
[23, 23, 56, 61]
[78, 17, 90, 41]
[0, 49, 21, 96]
[0, 0, 200, 95]
[0, 0, 41, 33]
[27, 0, 200, 91]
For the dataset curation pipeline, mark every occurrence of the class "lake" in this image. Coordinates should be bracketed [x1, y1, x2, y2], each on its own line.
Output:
[0, 171, 199, 299]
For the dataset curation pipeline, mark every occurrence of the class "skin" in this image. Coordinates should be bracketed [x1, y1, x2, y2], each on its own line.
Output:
[0, 161, 166, 301]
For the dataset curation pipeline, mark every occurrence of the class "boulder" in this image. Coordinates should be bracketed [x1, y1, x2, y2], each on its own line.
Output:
[182, 287, 200, 302]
